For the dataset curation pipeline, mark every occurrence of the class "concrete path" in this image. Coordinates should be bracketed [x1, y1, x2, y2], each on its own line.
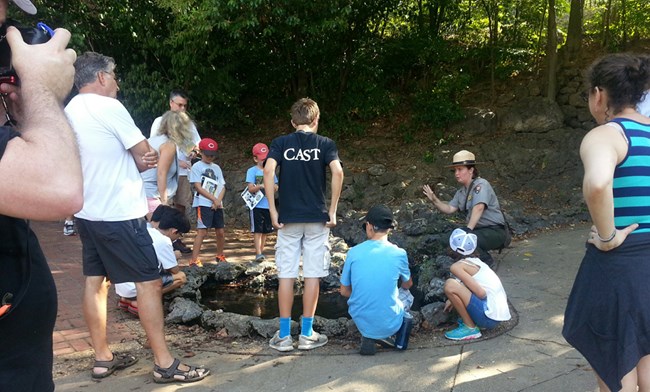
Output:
[50, 223, 598, 392]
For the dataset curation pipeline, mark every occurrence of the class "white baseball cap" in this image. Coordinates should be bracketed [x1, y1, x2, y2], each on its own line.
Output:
[450, 228, 478, 256]
[11, 0, 37, 15]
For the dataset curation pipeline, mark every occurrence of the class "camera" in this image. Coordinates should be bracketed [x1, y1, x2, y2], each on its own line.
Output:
[0, 20, 53, 85]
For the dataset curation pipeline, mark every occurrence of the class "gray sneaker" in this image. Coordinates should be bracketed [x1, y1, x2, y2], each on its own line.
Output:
[269, 331, 294, 352]
[298, 331, 328, 350]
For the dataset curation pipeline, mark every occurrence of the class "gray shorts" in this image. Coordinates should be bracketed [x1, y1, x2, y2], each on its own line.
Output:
[275, 223, 331, 278]
[76, 218, 160, 284]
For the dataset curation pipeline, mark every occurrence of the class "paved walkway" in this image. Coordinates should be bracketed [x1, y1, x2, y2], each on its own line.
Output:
[43, 221, 599, 391]
[33, 221, 263, 357]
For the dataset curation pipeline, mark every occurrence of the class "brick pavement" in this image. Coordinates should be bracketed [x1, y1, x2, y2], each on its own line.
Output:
[32, 220, 264, 358]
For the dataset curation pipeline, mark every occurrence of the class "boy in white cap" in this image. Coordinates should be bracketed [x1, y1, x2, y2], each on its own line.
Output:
[443, 228, 511, 340]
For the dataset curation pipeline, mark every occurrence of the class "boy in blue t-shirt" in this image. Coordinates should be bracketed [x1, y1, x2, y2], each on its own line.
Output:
[340, 205, 413, 355]
[189, 138, 226, 266]
[245, 143, 278, 262]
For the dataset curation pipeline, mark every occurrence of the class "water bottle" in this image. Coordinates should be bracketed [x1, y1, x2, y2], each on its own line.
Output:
[395, 311, 413, 350]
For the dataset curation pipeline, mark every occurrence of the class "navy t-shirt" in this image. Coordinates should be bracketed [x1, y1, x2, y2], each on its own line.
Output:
[267, 131, 340, 223]
[0, 126, 57, 392]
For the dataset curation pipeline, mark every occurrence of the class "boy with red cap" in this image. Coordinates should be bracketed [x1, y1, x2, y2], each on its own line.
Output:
[245, 143, 278, 261]
[189, 138, 226, 266]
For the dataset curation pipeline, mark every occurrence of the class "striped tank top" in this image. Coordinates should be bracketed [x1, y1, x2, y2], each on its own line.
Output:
[612, 118, 650, 234]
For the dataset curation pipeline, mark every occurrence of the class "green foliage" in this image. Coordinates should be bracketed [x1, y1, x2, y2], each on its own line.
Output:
[16, 0, 650, 135]
[413, 73, 470, 131]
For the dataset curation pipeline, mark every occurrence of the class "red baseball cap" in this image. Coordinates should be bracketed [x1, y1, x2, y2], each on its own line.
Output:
[252, 143, 269, 160]
[199, 138, 218, 156]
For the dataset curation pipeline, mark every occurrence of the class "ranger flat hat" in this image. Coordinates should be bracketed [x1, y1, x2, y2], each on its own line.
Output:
[446, 150, 483, 167]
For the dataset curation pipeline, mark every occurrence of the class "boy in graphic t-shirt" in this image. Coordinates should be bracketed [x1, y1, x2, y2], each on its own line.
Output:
[245, 143, 278, 262]
[189, 138, 226, 266]
[263, 98, 344, 352]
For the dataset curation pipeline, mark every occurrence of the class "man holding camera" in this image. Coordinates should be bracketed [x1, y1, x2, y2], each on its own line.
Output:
[0, 0, 82, 391]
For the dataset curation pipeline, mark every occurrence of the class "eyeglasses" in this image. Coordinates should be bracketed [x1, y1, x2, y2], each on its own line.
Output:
[171, 100, 188, 109]
[102, 70, 120, 83]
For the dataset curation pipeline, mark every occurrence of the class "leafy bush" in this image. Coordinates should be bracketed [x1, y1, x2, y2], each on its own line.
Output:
[413, 73, 470, 132]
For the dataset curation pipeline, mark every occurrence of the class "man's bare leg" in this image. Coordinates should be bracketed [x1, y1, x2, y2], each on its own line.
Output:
[83, 276, 112, 375]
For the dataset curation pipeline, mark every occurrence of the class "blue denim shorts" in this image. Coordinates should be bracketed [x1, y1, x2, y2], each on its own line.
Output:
[467, 294, 499, 329]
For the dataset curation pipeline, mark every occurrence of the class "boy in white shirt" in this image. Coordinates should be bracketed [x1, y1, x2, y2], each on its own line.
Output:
[189, 138, 227, 266]
[116, 206, 188, 314]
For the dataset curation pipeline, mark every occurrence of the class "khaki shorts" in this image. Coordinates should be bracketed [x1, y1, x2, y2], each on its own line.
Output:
[275, 223, 331, 279]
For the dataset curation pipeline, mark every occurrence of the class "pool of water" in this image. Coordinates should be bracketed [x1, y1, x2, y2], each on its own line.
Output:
[201, 286, 350, 320]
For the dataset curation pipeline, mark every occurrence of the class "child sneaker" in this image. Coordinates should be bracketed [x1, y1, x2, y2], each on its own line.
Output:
[444, 324, 482, 341]
[215, 255, 227, 263]
[189, 259, 203, 267]
[298, 331, 328, 350]
[269, 331, 294, 352]
[376, 336, 396, 349]
[63, 220, 76, 236]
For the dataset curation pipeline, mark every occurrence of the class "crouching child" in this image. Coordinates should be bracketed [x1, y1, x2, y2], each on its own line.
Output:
[443, 228, 511, 340]
[340, 205, 414, 355]
[115, 206, 189, 315]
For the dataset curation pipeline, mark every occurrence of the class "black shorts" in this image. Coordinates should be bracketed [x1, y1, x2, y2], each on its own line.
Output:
[250, 208, 273, 234]
[76, 218, 160, 284]
[196, 207, 225, 229]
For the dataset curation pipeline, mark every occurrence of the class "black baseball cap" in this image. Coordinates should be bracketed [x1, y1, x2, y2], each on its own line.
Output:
[364, 205, 395, 230]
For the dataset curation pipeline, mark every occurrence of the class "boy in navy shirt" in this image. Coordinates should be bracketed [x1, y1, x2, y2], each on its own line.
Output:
[263, 98, 344, 351]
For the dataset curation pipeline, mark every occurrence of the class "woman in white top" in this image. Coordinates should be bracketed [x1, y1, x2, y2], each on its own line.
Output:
[141, 110, 195, 216]
[443, 228, 511, 341]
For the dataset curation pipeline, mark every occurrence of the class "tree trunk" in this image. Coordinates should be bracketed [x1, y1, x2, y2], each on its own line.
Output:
[602, 0, 612, 48]
[564, 0, 584, 59]
[480, 0, 499, 101]
[621, 0, 627, 48]
[546, 0, 558, 100]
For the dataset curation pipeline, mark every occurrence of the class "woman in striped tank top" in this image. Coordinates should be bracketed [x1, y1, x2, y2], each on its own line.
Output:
[563, 53, 650, 392]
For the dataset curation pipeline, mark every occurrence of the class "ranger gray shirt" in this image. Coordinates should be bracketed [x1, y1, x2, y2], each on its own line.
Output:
[449, 177, 505, 227]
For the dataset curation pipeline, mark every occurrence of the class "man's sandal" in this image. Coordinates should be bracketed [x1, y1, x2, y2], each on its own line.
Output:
[91, 352, 138, 379]
[153, 358, 210, 384]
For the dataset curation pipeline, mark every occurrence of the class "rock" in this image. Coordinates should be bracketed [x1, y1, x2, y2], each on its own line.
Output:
[213, 262, 243, 282]
[244, 260, 276, 276]
[424, 278, 446, 304]
[420, 302, 451, 327]
[166, 297, 204, 324]
[314, 316, 349, 336]
[250, 317, 299, 338]
[498, 97, 564, 133]
[367, 164, 386, 176]
[450, 107, 497, 136]
[200, 311, 255, 337]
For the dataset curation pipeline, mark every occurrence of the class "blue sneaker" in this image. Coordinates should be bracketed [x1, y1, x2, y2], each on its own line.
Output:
[445, 324, 482, 341]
